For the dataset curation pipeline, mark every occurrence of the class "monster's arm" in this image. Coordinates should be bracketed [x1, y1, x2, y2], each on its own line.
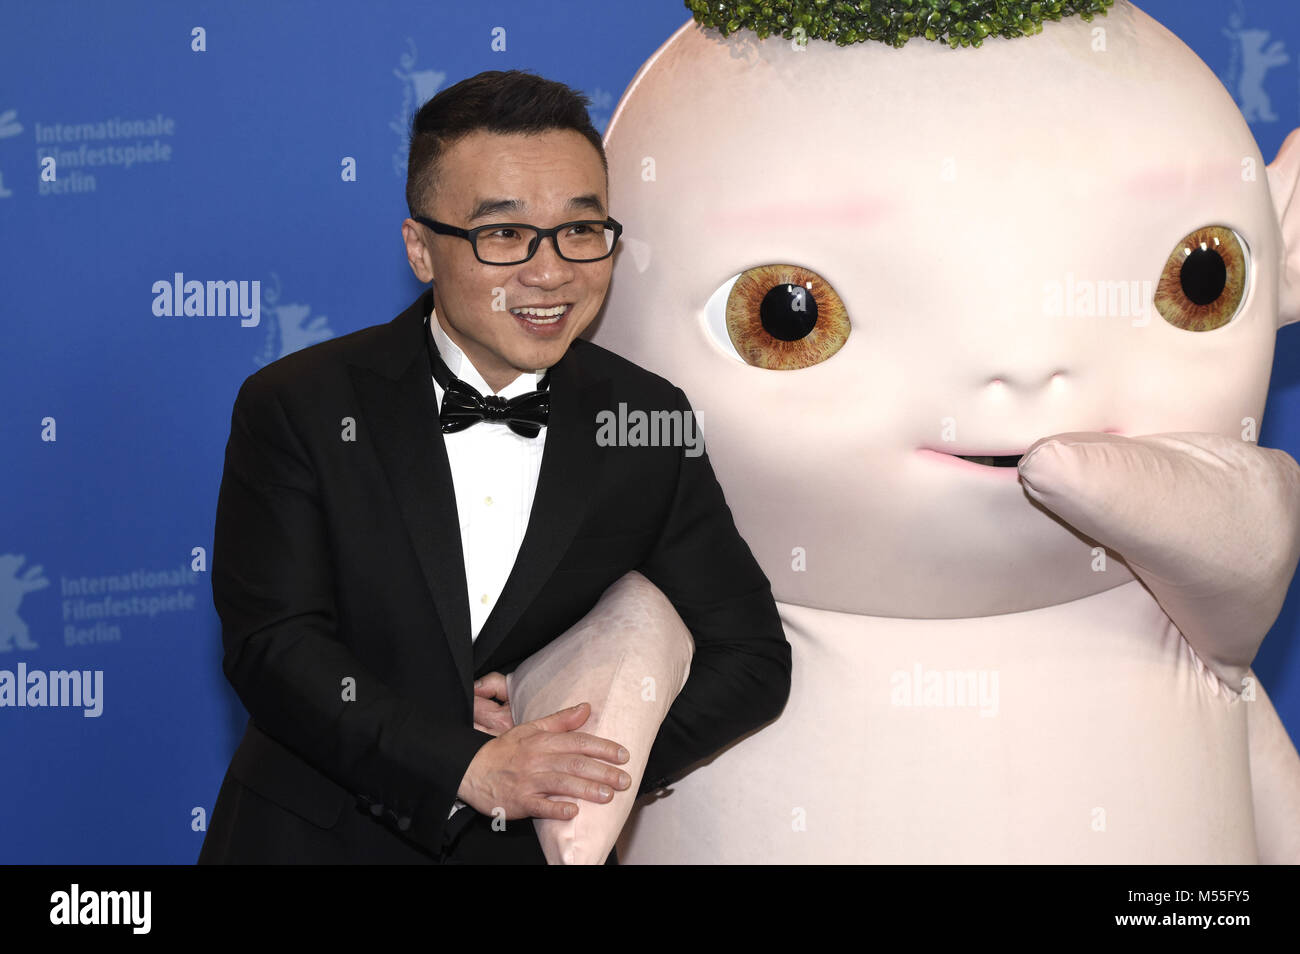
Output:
[1018, 431, 1300, 689]
[1018, 431, 1300, 861]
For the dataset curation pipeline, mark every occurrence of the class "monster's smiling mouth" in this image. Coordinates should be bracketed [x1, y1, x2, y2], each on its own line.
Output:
[953, 453, 1024, 468]
[915, 447, 1027, 477]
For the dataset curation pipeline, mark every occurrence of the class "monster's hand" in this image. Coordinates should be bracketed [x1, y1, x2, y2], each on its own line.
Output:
[1017, 432, 1300, 691]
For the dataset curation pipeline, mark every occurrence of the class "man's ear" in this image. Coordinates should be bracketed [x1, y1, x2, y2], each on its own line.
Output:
[1266, 127, 1300, 328]
[402, 218, 435, 284]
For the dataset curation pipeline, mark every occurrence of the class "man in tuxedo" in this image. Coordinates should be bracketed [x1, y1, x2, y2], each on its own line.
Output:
[198, 70, 791, 864]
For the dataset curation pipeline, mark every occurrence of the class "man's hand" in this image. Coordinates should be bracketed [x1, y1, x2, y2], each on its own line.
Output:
[473, 671, 514, 736]
[457, 702, 632, 820]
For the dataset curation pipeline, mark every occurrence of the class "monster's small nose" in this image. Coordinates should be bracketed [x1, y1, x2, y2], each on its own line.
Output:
[985, 369, 1069, 390]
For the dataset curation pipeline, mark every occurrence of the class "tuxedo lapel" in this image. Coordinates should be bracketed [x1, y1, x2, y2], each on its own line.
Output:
[346, 289, 611, 706]
[348, 291, 474, 705]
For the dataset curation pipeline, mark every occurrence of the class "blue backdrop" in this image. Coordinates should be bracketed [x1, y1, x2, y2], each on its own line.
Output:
[2, 0, 1297, 862]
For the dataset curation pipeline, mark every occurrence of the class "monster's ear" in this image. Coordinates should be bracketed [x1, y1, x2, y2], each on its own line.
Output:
[1266, 127, 1300, 328]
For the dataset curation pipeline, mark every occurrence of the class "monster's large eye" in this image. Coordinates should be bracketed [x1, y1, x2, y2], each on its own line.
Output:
[1154, 226, 1250, 332]
[704, 264, 850, 370]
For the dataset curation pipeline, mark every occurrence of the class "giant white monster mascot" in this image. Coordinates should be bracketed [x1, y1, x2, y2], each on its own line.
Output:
[585, 0, 1300, 862]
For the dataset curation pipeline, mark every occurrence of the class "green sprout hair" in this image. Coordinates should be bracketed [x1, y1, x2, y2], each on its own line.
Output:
[685, 0, 1116, 49]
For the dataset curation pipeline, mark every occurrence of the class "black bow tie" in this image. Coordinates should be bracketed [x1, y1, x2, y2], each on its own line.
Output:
[425, 316, 551, 438]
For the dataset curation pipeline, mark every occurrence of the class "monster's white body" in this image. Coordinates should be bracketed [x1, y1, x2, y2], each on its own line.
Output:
[593, 3, 1300, 863]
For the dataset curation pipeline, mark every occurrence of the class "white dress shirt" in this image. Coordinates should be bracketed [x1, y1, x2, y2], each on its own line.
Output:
[428, 309, 549, 643]
[430, 309, 549, 824]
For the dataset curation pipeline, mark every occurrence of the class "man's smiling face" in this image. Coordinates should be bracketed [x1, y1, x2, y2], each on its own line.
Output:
[403, 127, 613, 392]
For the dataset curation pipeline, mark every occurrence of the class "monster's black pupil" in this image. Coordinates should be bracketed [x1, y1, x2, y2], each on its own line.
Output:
[760, 283, 818, 341]
[1180, 247, 1227, 306]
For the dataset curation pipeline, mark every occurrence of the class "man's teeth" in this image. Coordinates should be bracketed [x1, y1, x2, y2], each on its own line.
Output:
[511, 305, 567, 323]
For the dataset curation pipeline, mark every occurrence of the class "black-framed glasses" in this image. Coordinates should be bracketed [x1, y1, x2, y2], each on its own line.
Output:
[413, 215, 622, 265]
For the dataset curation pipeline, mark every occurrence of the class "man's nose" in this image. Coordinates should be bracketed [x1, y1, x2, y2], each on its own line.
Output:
[517, 234, 575, 284]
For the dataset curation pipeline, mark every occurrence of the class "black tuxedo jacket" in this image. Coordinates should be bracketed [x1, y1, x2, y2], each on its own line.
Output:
[198, 287, 791, 863]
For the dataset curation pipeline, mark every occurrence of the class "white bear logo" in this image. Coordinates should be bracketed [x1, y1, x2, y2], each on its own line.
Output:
[0, 554, 49, 651]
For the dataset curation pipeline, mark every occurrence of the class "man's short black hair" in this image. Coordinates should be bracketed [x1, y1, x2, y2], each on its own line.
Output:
[405, 69, 607, 219]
